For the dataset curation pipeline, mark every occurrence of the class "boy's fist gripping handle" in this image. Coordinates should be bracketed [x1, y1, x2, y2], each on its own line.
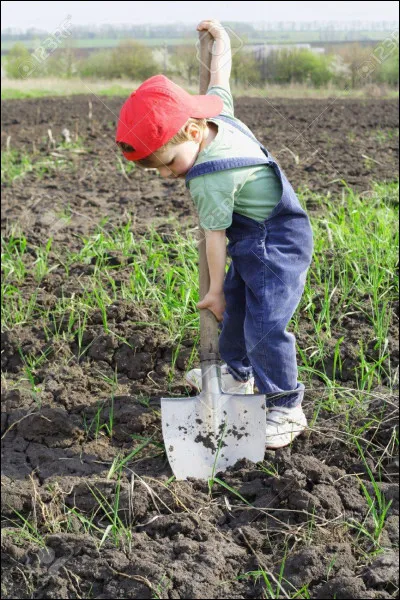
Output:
[198, 31, 220, 363]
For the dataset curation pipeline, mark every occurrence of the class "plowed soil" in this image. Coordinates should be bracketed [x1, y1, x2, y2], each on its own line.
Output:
[1, 95, 399, 599]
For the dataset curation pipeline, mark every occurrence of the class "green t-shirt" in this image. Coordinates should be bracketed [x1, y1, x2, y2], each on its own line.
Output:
[188, 84, 283, 230]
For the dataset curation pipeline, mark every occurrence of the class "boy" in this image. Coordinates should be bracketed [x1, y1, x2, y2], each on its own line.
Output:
[115, 20, 314, 449]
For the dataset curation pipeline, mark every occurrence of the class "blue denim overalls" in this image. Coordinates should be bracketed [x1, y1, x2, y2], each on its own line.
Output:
[185, 115, 314, 408]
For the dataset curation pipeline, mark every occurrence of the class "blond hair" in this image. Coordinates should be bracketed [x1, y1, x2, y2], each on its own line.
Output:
[116, 117, 208, 166]
[161, 117, 208, 150]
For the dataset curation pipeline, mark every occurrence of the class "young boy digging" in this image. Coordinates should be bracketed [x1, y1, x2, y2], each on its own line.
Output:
[115, 20, 314, 449]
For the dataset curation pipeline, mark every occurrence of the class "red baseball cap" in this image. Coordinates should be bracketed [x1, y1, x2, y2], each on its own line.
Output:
[115, 74, 223, 161]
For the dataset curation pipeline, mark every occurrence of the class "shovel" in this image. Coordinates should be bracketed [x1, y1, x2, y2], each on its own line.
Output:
[161, 31, 266, 481]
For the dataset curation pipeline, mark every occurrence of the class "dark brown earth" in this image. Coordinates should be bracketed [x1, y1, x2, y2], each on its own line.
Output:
[1, 95, 399, 599]
[1, 95, 399, 239]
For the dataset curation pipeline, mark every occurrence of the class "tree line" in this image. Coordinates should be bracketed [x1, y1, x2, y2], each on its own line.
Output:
[4, 40, 399, 88]
[3, 21, 397, 41]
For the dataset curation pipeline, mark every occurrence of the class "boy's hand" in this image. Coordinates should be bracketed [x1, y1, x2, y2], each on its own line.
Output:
[197, 19, 228, 40]
[197, 291, 226, 322]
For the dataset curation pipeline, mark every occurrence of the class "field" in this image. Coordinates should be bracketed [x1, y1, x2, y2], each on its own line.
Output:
[1, 93, 399, 598]
[0, 30, 392, 52]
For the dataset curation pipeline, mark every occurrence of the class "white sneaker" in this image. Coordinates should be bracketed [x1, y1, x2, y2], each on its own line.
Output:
[265, 405, 307, 449]
[185, 364, 254, 395]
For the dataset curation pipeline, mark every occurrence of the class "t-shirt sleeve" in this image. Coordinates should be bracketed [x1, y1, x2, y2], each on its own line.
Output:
[189, 176, 234, 230]
[206, 84, 234, 119]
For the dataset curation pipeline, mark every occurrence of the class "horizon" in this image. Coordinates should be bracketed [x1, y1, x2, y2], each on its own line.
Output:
[2, 19, 399, 36]
[2, 1, 399, 33]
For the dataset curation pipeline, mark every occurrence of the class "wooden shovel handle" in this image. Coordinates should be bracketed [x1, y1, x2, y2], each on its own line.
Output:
[198, 31, 220, 362]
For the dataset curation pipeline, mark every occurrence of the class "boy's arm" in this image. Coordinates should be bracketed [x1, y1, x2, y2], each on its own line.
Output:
[197, 229, 226, 321]
[197, 20, 231, 89]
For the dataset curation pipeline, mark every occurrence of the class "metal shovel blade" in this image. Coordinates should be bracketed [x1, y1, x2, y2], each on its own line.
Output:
[161, 387, 266, 480]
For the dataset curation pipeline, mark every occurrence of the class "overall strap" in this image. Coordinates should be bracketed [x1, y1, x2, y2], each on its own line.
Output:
[185, 114, 274, 188]
[185, 157, 271, 187]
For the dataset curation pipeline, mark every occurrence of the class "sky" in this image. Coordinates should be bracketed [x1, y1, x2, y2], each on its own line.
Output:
[2, 0, 399, 32]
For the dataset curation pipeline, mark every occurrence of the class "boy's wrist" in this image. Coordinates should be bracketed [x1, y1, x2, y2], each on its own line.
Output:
[208, 286, 224, 295]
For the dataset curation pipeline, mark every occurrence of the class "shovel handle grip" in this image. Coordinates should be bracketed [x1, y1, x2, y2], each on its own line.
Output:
[198, 31, 220, 362]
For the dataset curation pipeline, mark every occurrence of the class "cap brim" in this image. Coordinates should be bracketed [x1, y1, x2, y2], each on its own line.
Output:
[189, 94, 224, 119]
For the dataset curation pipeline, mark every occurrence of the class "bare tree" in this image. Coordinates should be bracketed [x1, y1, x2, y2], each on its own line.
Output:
[336, 43, 375, 88]
[169, 46, 198, 86]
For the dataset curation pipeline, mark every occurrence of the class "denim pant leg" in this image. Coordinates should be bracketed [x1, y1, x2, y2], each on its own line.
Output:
[219, 260, 254, 383]
[228, 228, 310, 409]
[244, 275, 306, 409]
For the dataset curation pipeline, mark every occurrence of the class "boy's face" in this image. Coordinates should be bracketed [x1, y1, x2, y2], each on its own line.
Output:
[137, 123, 206, 179]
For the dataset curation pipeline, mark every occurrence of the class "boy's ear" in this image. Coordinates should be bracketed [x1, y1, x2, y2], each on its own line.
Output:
[185, 122, 202, 141]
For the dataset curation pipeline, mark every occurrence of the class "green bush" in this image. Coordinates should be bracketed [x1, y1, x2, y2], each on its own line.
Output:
[76, 49, 116, 79]
[4, 43, 41, 79]
[42, 47, 78, 79]
[110, 40, 159, 79]
[375, 50, 399, 86]
[231, 51, 263, 87]
[76, 40, 159, 79]
[270, 48, 334, 87]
